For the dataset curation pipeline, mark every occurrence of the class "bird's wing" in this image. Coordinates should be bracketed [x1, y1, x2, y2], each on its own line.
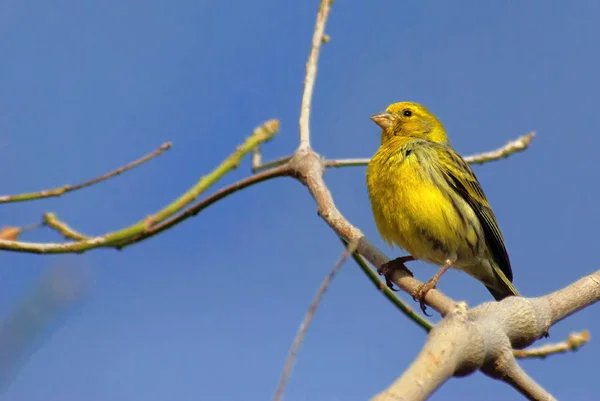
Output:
[435, 144, 513, 282]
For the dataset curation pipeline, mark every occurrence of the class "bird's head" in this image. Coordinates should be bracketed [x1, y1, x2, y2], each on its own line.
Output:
[371, 102, 448, 145]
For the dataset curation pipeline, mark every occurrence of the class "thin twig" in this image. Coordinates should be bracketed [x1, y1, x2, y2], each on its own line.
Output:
[298, 0, 333, 151]
[252, 155, 292, 173]
[257, 132, 534, 172]
[273, 239, 358, 401]
[465, 132, 535, 164]
[43, 213, 90, 241]
[0, 142, 172, 204]
[324, 158, 372, 168]
[323, 132, 536, 168]
[513, 330, 590, 359]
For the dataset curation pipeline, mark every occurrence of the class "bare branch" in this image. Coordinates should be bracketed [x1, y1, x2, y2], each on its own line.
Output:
[465, 132, 535, 165]
[372, 272, 600, 400]
[489, 355, 556, 401]
[254, 132, 534, 175]
[252, 154, 292, 173]
[298, 0, 333, 151]
[323, 157, 372, 168]
[323, 132, 536, 168]
[0, 120, 279, 254]
[547, 270, 600, 324]
[513, 331, 590, 359]
[273, 240, 358, 401]
[43, 213, 90, 241]
[117, 163, 291, 248]
[0, 142, 172, 204]
[370, 303, 469, 401]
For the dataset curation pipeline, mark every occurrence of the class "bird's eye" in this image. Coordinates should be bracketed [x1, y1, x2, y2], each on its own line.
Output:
[403, 109, 412, 117]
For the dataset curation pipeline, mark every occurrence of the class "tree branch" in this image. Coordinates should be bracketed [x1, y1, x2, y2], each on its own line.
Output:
[252, 131, 535, 174]
[298, 0, 332, 151]
[513, 331, 590, 359]
[490, 355, 556, 401]
[43, 213, 90, 241]
[252, 154, 292, 173]
[347, 233, 589, 359]
[0, 120, 279, 254]
[273, 240, 358, 401]
[372, 272, 600, 400]
[116, 163, 291, 248]
[323, 132, 536, 168]
[370, 304, 469, 401]
[464, 132, 535, 165]
[0, 142, 172, 204]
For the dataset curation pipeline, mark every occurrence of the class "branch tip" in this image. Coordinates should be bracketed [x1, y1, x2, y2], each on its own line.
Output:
[514, 330, 591, 359]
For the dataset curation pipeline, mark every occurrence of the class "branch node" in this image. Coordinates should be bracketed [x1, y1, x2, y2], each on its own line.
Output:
[289, 149, 325, 181]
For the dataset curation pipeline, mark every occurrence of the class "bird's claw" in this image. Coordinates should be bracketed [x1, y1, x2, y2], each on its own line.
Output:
[377, 263, 399, 291]
[412, 281, 436, 316]
[377, 257, 414, 291]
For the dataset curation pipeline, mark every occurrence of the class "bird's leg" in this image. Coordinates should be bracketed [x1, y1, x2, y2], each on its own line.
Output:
[377, 256, 415, 291]
[412, 258, 454, 314]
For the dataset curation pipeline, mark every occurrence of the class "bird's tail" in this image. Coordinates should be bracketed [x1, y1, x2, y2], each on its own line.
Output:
[486, 263, 520, 301]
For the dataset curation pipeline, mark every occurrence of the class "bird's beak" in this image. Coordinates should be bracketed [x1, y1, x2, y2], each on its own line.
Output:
[370, 112, 394, 130]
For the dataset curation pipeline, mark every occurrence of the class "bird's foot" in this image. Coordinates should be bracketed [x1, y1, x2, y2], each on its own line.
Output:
[412, 280, 437, 316]
[411, 260, 454, 315]
[377, 256, 414, 291]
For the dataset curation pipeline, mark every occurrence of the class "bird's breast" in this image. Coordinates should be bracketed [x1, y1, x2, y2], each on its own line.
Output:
[367, 147, 483, 265]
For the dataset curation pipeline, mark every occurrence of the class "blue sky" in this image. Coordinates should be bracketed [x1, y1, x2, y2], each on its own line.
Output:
[1, 1, 599, 400]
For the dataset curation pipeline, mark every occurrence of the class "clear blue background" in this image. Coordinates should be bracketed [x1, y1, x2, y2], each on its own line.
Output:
[1, 1, 598, 400]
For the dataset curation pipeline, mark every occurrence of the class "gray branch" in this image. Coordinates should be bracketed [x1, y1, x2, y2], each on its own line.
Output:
[371, 271, 600, 400]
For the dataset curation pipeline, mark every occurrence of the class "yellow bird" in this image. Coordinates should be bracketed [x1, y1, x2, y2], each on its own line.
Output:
[366, 101, 519, 309]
